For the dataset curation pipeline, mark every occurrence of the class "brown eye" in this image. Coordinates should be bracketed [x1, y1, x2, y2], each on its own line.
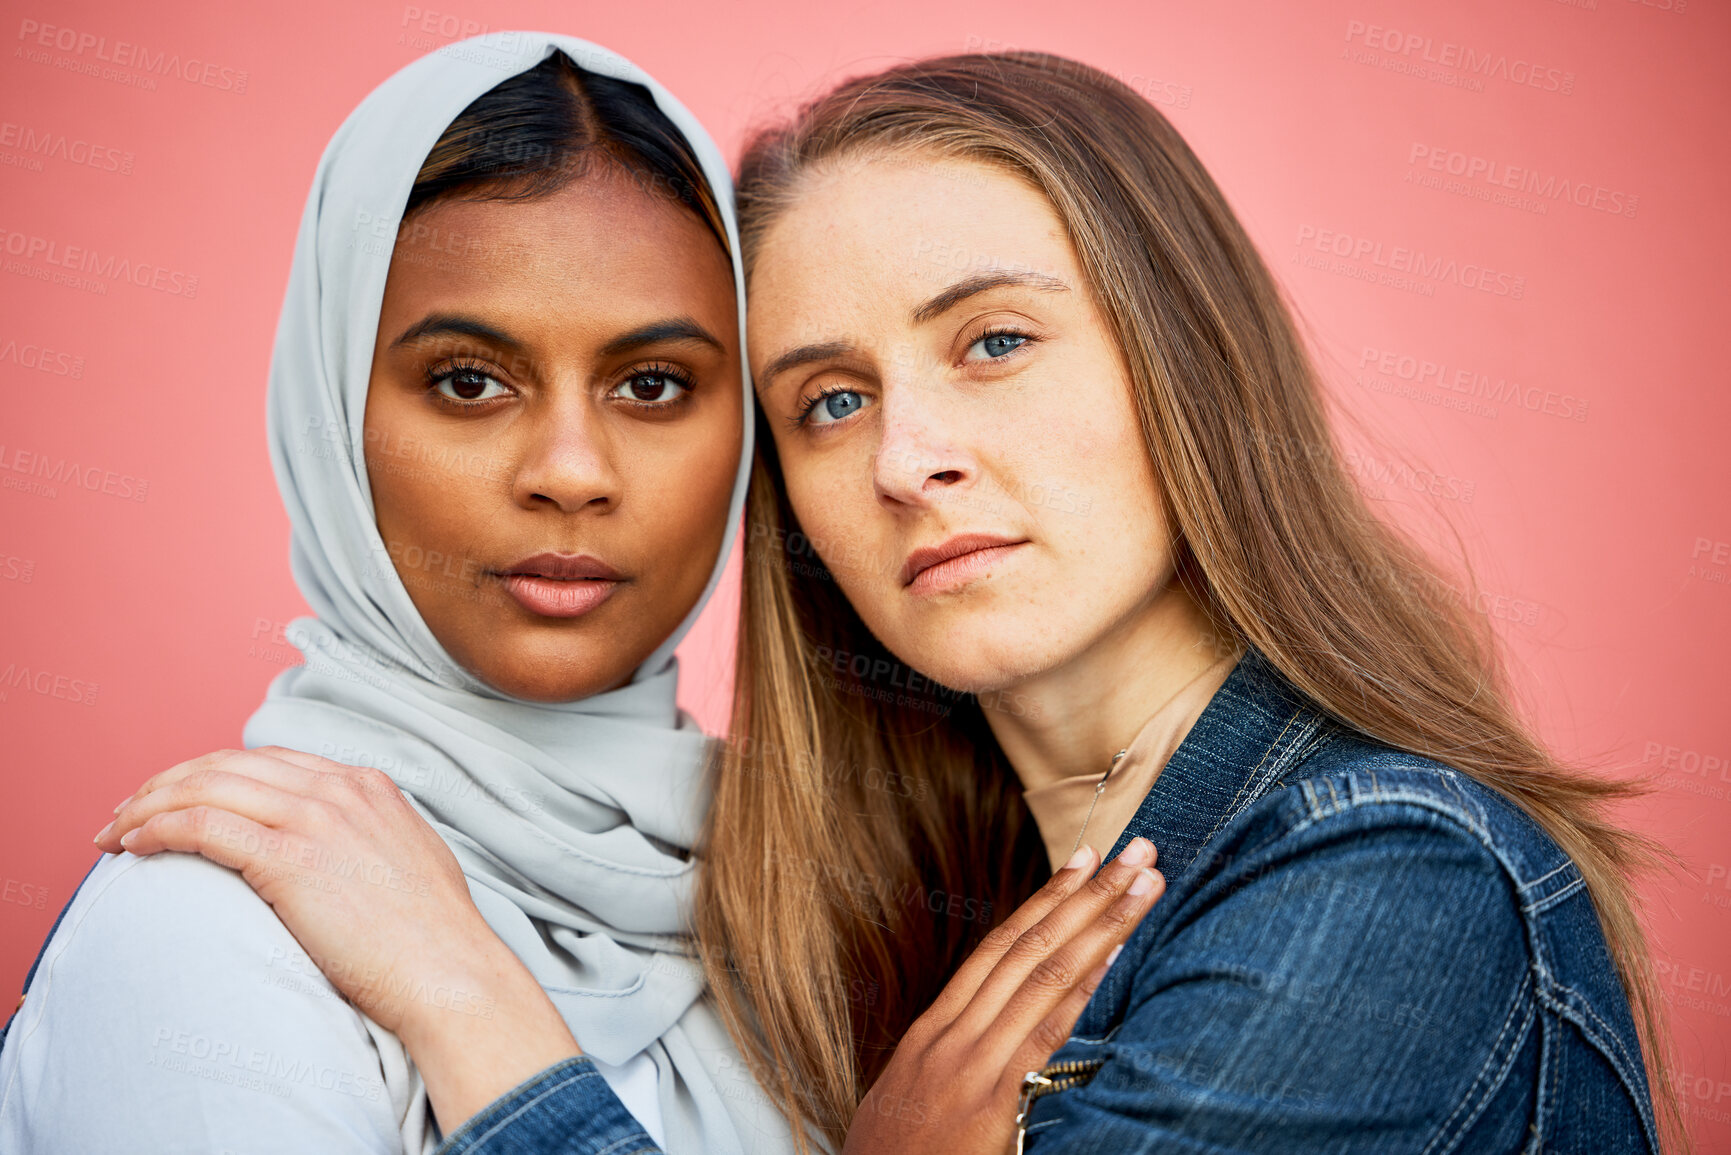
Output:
[614, 372, 689, 405]
[431, 367, 508, 403]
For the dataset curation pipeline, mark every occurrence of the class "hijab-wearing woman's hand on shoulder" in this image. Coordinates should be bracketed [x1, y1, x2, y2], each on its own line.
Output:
[93, 746, 581, 1132]
[843, 838, 1164, 1155]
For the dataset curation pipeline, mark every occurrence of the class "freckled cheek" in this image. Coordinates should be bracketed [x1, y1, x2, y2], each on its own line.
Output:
[785, 467, 880, 585]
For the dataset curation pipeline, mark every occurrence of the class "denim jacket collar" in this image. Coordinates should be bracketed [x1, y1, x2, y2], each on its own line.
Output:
[1103, 647, 1334, 881]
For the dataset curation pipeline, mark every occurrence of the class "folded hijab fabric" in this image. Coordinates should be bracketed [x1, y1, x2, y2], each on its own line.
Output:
[239, 31, 788, 1155]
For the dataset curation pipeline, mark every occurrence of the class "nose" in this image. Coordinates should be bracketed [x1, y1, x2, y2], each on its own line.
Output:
[870, 383, 975, 509]
[510, 394, 623, 514]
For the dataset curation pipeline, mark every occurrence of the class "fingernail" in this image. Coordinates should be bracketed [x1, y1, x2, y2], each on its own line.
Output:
[1120, 837, 1153, 866]
[1128, 867, 1158, 896]
[113, 798, 129, 815]
[1063, 846, 1092, 873]
[119, 829, 137, 849]
[94, 822, 114, 844]
[1105, 944, 1124, 969]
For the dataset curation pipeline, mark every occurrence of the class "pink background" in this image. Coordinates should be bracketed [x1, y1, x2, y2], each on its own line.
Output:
[2, 0, 1726, 1144]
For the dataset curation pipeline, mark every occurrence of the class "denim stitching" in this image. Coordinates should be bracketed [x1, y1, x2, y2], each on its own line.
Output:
[1421, 972, 1532, 1155]
[1203, 708, 1307, 846]
[1437, 998, 1537, 1155]
[1537, 1011, 1564, 1155]
[1521, 876, 1586, 916]
[1279, 779, 1494, 847]
[1521, 861, 1573, 892]
[1533, 978, 1659, 1150]
[440, 1061, 657, 1155]
[440, 1063, 596, 1152]
[1532, 940, 1658, 1149]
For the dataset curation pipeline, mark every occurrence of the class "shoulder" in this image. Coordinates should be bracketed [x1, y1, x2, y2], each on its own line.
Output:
[0, 852, 404, 1150]
[1051, 730, 1656, 1153]
[1201, 728, 1580, 907]
[1125, 731, 1554, 1037]
[18, 850, 361, 1005]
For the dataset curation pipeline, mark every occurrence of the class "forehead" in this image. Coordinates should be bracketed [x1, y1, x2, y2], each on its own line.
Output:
[386, 171, 736, 320]
[748, 152, 1075, 324]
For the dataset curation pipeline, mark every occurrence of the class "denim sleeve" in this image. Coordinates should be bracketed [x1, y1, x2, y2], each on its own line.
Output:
[1027, 790, 1539, 1154]
[436, 1057, 662, 1155]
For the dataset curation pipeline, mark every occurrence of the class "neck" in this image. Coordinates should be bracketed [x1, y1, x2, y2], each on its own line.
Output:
[983, 576, 1227, 793]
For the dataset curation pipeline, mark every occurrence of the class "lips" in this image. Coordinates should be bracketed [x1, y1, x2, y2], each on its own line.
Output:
[499, 553, 624, 582]
[901, 533, 1028, 595]
[495, 552, 624, 619]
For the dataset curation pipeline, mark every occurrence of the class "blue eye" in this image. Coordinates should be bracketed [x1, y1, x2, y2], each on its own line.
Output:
[968, 331, 1029, 360]
[806, 389, 869, 426]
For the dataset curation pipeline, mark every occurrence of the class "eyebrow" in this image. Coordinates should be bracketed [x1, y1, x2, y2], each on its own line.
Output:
[597, 317, 724, 358]
[757, 340, 859, 393]
[910, 269, 1071, 324]
[391, 313, 518, 350]
[389, 314, 724, 358]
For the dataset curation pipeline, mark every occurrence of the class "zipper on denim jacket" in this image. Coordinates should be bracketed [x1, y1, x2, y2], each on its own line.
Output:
[1014, 1057, 1104, 1153]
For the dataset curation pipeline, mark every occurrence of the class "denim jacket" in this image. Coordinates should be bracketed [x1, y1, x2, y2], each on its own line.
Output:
[1017, 648, 1658, 1154]
[2, 650, 1659, 1154]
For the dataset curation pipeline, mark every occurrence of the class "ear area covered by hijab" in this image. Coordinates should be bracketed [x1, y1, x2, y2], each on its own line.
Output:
[242, 33, 788, 1155]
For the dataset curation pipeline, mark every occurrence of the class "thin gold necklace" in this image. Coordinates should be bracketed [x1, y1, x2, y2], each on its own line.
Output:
[1068, 747, 1129, 860]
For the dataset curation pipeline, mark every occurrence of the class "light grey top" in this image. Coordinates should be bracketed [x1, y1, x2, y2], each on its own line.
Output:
[0, 30, 794, 1155]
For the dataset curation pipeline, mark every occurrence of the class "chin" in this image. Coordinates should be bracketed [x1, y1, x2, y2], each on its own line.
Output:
[461, 645, 636, 704]
[890, 617, 1057, 698]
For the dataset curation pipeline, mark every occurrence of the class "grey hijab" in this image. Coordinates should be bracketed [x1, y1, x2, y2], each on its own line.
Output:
[241, 31, 792, 1155]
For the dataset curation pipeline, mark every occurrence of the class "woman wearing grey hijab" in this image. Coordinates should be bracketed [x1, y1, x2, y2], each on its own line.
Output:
[0, 33, 794, 1155]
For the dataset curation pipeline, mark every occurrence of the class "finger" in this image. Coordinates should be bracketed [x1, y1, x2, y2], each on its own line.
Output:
[996, 943, 1126, 1100]
[254, 745, 386, 780]
[920, 844, 1101, 1023]
[121, 804, 341, 899]
[112, 747, 377, 816]
[113, 748, 314, 817]
[977, 865, 1164, 1067]
[114, 748, 248, 814]
[262, 748, 412, 807]
[116, 804, 297, 881]
[99, 766, 321, 853]
[953, 838, 1158, 1035]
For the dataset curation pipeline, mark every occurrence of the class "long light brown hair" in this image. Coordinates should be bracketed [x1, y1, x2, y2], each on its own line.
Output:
[694, 51, 1683, 1153]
